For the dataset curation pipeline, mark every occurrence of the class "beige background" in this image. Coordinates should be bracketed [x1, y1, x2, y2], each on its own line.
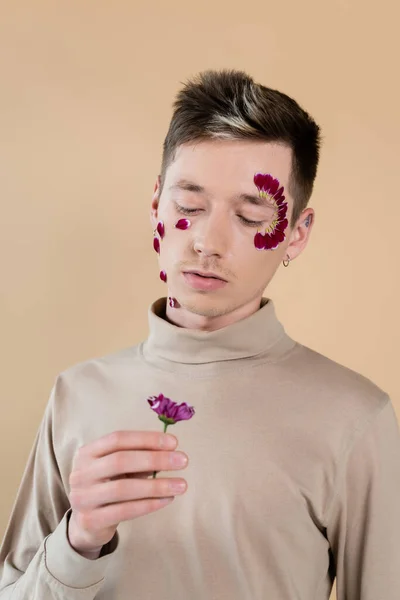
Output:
[1, 2, 399, 597]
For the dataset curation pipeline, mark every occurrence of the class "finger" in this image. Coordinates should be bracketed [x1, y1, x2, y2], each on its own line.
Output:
[71, 450, 188, 485]
[70, 477, 187, 509]
[79, 497, 176, 530]
[77, 430, 178, 462]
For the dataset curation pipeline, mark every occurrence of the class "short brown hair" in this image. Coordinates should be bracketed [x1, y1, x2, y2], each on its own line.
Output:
[160, 69, 321, 227]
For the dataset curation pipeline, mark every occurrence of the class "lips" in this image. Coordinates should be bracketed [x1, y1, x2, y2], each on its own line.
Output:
[184, 270, 227, 282]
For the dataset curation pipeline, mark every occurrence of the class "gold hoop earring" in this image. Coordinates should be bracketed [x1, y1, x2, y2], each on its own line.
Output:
[283, 255, 291, 267]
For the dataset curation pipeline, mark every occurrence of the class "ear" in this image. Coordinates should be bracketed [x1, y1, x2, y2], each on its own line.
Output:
[150, 175, 162, 230]
[285, 208, 315, 260]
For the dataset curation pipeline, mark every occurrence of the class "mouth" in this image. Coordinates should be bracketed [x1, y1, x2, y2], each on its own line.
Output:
[182, 270, 228, 292]
[184, 270, 227, 282]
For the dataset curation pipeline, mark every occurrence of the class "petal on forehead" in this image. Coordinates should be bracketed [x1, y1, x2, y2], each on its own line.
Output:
[254, 173, 272, 191]
[269, 178, 280, 195]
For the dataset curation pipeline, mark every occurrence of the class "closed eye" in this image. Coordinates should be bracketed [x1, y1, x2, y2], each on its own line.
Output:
[239, 216, 265, 227]
[175, 205, 201, 215]
[176, 204, 264, 227]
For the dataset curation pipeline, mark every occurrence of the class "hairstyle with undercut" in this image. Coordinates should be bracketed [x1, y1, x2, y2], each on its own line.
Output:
[160, 69, 321, 228]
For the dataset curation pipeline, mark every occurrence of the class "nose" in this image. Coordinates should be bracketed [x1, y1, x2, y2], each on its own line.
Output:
[192, 211, 229, 258]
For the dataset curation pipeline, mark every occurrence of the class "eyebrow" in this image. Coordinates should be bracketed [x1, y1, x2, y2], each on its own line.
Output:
[169, 179, 274, 207]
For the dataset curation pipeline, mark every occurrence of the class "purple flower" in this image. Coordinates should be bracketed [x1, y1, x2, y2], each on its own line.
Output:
[175, 219, 191, 230]
[148, 394, 195, 425]
[148, 393, 195, 479]
[253, 173, 289, 251]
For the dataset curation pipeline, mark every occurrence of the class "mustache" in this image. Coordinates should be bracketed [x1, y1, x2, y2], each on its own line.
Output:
[177, 260, 236, 280]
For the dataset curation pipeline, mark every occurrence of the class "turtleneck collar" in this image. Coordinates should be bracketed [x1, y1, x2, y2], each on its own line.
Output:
[142, 297, 295, 365]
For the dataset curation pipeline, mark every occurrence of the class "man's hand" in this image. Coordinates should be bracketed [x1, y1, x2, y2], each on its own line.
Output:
[68, 430, 188, 558]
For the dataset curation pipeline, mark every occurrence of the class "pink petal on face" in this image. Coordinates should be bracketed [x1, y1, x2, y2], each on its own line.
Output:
[271, 228, 286, 244]
[254, 232, 267, 250]
[274, 187, 285, 201]
[157, 221, 165, 239]
[169, 296, 180, 308]
[153, 236, 160, 254]
[160, 270, 167, 282]
[278, 217, 289, 232]
[264, 233, 280, 250]
[269, 178, 280, 195]
[175, 219, 191, 230]
[278, 204, 288, 219]
[254, 173, 273, 192]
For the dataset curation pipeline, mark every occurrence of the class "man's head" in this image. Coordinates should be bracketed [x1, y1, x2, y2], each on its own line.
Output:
[151, 70, 321, 330]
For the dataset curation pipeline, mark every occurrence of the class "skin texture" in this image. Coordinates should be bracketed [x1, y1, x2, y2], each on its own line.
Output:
[151, 139, 314, 331]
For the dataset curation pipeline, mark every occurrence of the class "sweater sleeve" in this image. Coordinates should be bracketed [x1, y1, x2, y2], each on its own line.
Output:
[325, 396, 400, 600]
[0, 379, 119, 599]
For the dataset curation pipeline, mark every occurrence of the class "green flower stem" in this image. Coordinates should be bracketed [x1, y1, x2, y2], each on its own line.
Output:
[152, 422, 168, 479]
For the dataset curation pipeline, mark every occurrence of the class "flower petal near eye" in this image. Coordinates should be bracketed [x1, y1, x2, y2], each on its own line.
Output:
[175, 219, 191, 230]
[253, 172, 289, 251]
[254, 232, 267, 250]
[160, 270, 167, 282]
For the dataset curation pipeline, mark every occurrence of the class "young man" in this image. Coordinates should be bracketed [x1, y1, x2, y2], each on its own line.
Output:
[1, 70, 399, 600]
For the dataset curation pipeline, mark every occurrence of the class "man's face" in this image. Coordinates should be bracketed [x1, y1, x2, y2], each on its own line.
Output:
[151, 139, 298, 320]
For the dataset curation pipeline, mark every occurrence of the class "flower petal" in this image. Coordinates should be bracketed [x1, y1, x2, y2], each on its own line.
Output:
[169, 296, 180, 308]
[270, 228, 286, 244]
[157, 221, 165, 239]
[148, 394, 195, 422]
[160, 270, 167, 282]
[174, 403, 196, 421]
[264, 234, 280, 250]
[278, 204, 288, 219]
[175, 219, 191, 230]
[254, 173, 273, 192]
[277, 218, 288, 232]
[269, 178, 280, 195]
[153, 236, 160, 254]
[254, 232, 266, 250]
[148, 394, 170, 416]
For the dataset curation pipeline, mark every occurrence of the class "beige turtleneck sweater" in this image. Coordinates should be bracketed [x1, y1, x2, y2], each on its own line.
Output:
[1, 298, 399, 599]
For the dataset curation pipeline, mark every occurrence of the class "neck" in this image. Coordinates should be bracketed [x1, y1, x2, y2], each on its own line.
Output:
[165, 295, 264, 332]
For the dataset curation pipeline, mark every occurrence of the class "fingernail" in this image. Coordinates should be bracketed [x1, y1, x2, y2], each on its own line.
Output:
[160, 435, 176, 449]
[171, 452, 188, 467]
[169, 481, 186, 493]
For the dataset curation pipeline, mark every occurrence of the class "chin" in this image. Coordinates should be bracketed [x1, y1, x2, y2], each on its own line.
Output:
[179, 292, 238, 318]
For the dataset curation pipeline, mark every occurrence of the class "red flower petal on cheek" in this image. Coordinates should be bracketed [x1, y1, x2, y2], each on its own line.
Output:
[153, 237, 160, 254]
[278, 204, 288, 220]
[264, 234, 280, 250]
[175, 219, 191, 230]
[160, 270, 167, 282]
[277, 218, 288, 232]
[254, 232, 266, 250]
[271, 229, 286, 244]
